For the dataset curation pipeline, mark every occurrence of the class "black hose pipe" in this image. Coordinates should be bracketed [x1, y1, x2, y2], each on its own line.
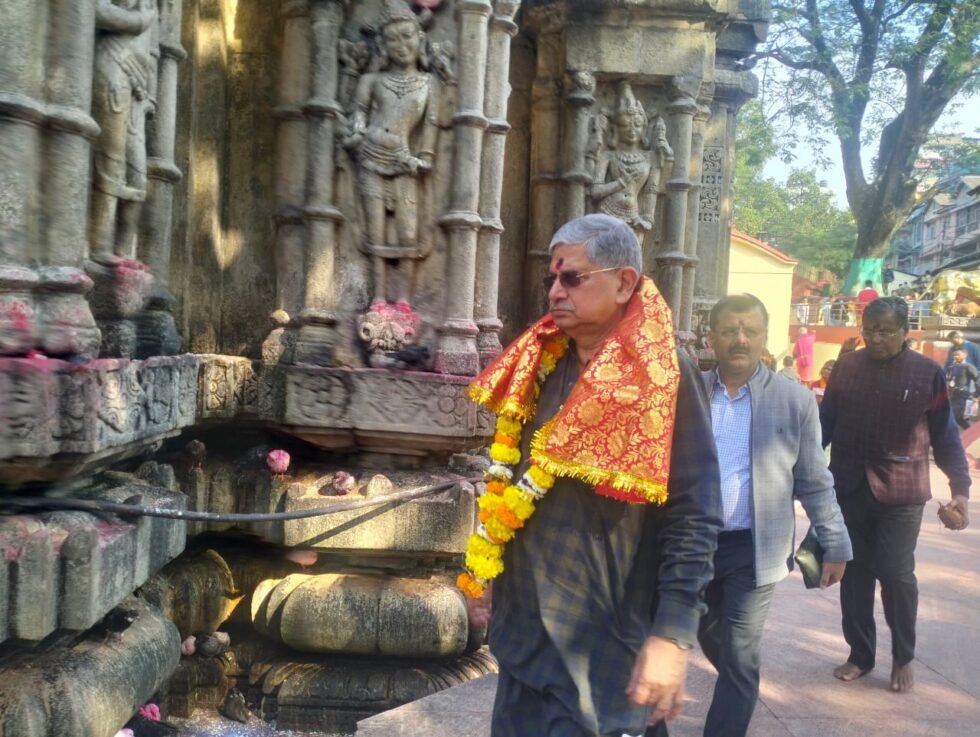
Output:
[1, 476, 484, 523]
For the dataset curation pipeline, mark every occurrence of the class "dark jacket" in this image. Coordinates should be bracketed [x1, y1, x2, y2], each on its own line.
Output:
[820, 347, 971, 504]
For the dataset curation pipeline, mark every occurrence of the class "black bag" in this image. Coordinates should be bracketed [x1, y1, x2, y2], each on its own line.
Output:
[794, 526, 824, 589]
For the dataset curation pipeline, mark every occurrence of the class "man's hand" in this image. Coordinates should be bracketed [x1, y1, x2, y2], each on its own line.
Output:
[465, 583, 492, 629]
[946, 494, 970, 530]
[626, 635, 689, 725]
[820, 560, 847, 588]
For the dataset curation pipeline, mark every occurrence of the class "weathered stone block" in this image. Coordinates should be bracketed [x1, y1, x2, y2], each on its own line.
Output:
[0, 483, 185, 644]
[0, 597, 180, 737]
[253, 574, 469, 658]
[141, 548, 257, 637]
[251, 648, 497, 734]
[197, 354, 259, 419]
[0, 355, 200, 485]
[276, 474, 476, 555]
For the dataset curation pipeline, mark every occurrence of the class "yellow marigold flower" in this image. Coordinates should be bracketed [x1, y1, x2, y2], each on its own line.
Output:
[479, 509, 492, 523]
[496, 416, 521, 435]
[504, 485, 536, 520]
[486, 480, 506, 496]
[485, 516, 516, 542]
[477, 494, 500, 516]
[527, 464, 556, 490]
[467, 535, 502, 559]
[489, 443, 521, 465]
[467, 554, 504, 580]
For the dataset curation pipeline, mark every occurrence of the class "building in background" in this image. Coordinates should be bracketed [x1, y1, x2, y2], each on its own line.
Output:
[886, 175, 980, 276]
[728, 230, 797, 359]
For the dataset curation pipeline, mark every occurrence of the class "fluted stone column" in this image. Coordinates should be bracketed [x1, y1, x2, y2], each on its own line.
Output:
[656, 88, 698, 326]
[474, 0, 521, 367]
[523, 12, 564, 320]
[137, 0, 185, 358]
[561, 70, 595, 224]
[435, 0, 492, 376]
[679, 102, 711, 334]
[38, 0, 104, 357]
[294, 0, 345, 366]
[0, 1, 46, 354]
[263, 0, 311, 364]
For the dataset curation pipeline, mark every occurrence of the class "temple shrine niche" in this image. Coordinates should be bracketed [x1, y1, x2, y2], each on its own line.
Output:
[0, 1, 768, 734]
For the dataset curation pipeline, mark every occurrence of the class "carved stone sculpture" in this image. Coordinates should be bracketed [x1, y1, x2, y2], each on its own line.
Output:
[588, 82, 673, 244]
[89, 0, 159, 262]
[343, 0, 441, 307]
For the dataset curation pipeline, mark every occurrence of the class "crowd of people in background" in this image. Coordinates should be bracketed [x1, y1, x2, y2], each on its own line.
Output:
[794, 281, 930, 329]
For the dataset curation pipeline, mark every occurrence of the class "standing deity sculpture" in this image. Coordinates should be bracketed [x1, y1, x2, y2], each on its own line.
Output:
[344, 0, 441, 308]
[89, 0, 159, 262]
[588, 82, 673, 244]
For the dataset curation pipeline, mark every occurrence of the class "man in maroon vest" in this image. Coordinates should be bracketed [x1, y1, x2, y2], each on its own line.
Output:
[820, 296, 971, 693]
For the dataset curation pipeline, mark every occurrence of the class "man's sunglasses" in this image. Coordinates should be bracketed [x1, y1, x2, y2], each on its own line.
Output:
[542, 267, 620, 292]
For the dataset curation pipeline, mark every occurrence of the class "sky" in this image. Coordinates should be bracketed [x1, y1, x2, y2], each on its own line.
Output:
[763, 96, 980, 209]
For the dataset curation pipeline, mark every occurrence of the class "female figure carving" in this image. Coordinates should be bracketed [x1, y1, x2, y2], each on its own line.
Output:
[588, 83, 673, 244]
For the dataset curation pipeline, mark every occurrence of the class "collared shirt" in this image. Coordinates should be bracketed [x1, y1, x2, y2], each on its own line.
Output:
[711, 370, 753, 530]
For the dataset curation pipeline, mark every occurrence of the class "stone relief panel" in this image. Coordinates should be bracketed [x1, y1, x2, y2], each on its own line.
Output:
[90, 0, 159, 262]
[579, 81, 674, 253]
[586, 82, 673, 246]
[699, 145, 723, 224]
[337, 0, 459, 363]
[0, 356, 199, 480]
[283, 368, 352, 427]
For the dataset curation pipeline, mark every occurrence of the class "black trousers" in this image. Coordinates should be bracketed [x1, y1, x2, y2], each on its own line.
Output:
[837, 481, 924, 670]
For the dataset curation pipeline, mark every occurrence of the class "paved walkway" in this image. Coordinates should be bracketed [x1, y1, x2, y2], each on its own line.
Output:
[357, 465, 980, 737]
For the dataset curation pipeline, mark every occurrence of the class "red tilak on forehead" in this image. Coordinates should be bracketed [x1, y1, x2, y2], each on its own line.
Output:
[555, 257, 564, 269]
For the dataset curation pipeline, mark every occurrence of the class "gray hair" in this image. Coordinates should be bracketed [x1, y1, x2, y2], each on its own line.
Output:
[548, 214, 642, 272]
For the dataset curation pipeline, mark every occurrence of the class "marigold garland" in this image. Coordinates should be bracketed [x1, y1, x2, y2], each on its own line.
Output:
[457, 336, 568, 598]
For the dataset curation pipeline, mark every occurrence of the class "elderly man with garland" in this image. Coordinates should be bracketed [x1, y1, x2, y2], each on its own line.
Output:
[458, 213, 723, 737]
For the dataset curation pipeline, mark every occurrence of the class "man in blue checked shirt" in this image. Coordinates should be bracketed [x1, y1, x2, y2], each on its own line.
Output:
[670, 293, 851, 737]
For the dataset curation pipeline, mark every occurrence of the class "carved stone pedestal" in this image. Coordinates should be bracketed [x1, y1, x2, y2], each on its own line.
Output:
[34, 266, 102, 357]
[0, 265, 38, 355]
[136, 287, 183, 359]
[86, 258, 154, 358]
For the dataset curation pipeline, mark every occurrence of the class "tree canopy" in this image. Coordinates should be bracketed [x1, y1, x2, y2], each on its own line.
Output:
[753, 0, 980, 290]
[733, 100, 856, 279]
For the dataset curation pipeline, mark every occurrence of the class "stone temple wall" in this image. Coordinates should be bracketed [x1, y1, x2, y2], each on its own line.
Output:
[0, 1, 768, 735]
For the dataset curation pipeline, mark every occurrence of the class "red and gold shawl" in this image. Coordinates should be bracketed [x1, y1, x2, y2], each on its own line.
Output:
[468, 277, 679, 504]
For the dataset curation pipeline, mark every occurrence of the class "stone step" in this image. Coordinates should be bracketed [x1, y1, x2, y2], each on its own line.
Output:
[0, 596, 180, 737]
[0, 481, 186, 643]
[355, 673, 498, 737]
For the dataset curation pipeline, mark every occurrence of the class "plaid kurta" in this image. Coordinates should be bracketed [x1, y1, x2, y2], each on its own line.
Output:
[489, 350, 722, 736]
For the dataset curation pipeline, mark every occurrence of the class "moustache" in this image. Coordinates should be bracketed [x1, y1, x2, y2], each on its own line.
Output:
[550, 301, 576, 313]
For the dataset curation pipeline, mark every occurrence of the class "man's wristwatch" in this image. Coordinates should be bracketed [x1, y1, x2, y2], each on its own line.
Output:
[662, 636, 693, 651]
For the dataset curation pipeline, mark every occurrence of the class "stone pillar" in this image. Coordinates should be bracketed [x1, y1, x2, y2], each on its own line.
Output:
[474, 0, 521, 368]
[523, 12, 564, 320]
[656, 87, 698, 326]
[679, 102, 711, 334]
[435, 0, 492, 376]
[561, 70, 595, 224]
[263, 0, 311, 364]
[137, 0, 186, 358]
[38, 0, 104, 357]
[0, 2, 46, 354]
[294, 0, 345, 366]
